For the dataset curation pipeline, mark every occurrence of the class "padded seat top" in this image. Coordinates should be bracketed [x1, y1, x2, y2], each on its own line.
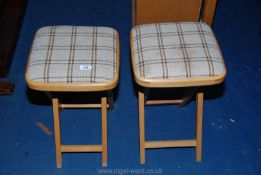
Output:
[26, 26, 119, 91]
[131, 22, 226, 87]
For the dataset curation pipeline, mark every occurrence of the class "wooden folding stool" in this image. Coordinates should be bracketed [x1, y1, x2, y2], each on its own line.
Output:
[26, 26, 119, 168]
[131, 0, 226, 163]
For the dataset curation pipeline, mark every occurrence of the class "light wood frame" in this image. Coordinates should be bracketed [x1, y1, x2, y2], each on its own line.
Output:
[131, 0, 226, 164]
[52, 95, 109, 168]
[25, 31, 120, 168]
[138, 89, 204, 164]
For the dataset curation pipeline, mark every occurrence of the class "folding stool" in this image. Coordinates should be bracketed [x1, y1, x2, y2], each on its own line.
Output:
[26, 26, 119, 168]
[131, 0, 226, 163]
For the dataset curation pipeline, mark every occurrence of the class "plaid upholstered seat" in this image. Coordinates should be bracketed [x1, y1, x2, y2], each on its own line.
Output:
[27, 26, 118, 84]
[131, 22, 226, 85]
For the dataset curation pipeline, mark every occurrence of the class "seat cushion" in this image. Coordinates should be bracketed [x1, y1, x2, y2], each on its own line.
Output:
[131, 22, 226, 85]
[27, 26, 118, 83]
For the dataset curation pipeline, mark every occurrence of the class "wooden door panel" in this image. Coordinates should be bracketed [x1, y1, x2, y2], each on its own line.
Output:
[133, 0, 202, 25]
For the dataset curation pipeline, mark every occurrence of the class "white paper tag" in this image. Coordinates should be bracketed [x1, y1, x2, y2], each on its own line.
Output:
[80, 64, 92, 71]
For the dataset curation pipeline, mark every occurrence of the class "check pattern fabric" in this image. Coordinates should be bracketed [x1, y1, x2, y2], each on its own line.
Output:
[27, 26, 118, 83]
[131, 22, 225, 80]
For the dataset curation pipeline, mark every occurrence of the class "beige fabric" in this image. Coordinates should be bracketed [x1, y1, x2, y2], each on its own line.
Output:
[131, 22, 225, 79]
[27, 26, 118, 83]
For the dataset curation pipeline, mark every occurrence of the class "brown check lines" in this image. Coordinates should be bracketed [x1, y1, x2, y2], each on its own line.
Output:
[91, 27, 98, 83]
[35, 32, 116, 39]
[112, 29, 116, 79]
[32, 45, 116, 53]
[197, 23, 215, 76]
[44, 26, 56, 82]
[67, 26, 77, 83]
[134, 43, 218, 54]
[155, 24, 168, 79]
[176, 23, 191, 78]
[29, 60, 116, 69]
[135, 25, 145, 78]
[135, 57, 223, 68]
[132, 30, 214, 41]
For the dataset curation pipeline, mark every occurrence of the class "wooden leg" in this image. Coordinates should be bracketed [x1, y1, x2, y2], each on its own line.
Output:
[139, 90, 145, 164]
[101, 96, 108, 167]
[52, 98, 62, 168]
[196, 92, 203, 162]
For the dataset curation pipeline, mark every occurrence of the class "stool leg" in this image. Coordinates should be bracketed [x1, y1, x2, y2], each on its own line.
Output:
[52, 98, 62, 168]
[139, 90, 145, 164]
[196, 92, 204, 162]
[101, 96, 108, 167]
